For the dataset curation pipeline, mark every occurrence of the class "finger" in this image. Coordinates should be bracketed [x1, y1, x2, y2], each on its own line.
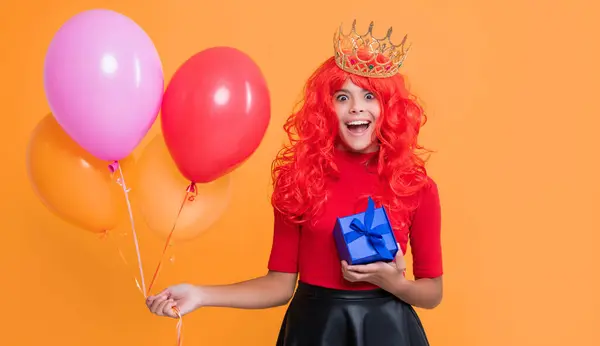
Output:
[150, 296, 169, 315]
[147, 288, 170, 302]
[396, 243, 405, 257]
[344, 271, 368, 282]
[150, 298, 166, 315]
[163, 300, 178, 318]
[341, 261, 352, 275]
[347, 263, 380, 273]
[171, 303, 182, 318]
[396, 254, 407, 269]
[149, 295, 166, 310]
[344, 268, 367, 280]
[394, 258, 406, 270]
[394, 244, 407, 268]
[156, 299, 174, 316]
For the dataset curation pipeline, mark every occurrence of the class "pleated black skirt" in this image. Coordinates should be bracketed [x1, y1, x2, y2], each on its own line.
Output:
[276, 282, 430, 346]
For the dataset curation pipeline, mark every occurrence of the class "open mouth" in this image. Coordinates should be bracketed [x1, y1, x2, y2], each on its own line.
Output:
[345, 120, 371, 135]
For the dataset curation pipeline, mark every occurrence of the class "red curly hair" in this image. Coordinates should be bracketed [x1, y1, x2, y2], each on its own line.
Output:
[271, 56, 431, 229]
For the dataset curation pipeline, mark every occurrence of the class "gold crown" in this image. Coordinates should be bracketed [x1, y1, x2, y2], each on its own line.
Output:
[333, 20, 411, 78]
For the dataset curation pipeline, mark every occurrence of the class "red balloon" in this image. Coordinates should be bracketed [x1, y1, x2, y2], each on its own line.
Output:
[161, 47, 271, 183]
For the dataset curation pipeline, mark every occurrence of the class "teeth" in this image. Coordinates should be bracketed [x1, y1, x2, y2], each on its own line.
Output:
[346, 120, 370, 126]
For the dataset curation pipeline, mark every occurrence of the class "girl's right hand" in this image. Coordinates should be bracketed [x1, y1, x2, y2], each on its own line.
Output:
[146, 283, 203, 318]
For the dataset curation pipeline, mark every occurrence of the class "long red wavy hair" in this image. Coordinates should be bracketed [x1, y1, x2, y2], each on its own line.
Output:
[271, 56, 431, 228]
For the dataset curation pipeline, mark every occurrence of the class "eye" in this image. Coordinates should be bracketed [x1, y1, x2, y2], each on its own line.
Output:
[336, 94, 349, 102]
[364, 93, 375, 100]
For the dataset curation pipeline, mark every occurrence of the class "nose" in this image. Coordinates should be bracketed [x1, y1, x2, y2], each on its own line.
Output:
[349, 100, 365, 114]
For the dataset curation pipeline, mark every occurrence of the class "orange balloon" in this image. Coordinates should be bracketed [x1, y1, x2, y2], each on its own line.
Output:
[26, 114, 135, 233]
[134, 135, 232, 242]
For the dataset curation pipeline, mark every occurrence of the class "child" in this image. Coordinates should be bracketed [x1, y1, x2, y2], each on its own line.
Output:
[147, 20, 443, 346]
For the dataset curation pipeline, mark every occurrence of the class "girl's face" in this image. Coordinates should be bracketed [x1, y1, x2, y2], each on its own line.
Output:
[332, 79, 381, 153]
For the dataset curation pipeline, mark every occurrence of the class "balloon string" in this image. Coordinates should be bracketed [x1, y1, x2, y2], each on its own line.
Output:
[146, 182, 197, 296]
[115, 162, 148, 298]
[145, 182, 196, 346]
[176, 309, 183, 346]
[100, 231, 143, 295]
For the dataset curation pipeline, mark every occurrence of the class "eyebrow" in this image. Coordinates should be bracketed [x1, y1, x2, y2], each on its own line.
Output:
[334, 88, 370, 94]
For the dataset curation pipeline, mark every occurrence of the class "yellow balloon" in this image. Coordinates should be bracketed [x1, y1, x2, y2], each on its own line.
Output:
[26, 114, 135, 233]
[133, 134, 232, 242]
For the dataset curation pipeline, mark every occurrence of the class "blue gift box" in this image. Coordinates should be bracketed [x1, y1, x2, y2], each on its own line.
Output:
[333, 197, 399, 265]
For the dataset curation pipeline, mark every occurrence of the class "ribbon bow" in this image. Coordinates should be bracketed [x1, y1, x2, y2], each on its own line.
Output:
[344, 197, 394, 261]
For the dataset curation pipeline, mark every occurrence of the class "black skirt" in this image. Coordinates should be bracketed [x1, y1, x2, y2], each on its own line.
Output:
[276, 282, 430, 346]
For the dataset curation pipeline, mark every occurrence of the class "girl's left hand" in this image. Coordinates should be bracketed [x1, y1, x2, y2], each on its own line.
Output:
[341, 244, 407, 288]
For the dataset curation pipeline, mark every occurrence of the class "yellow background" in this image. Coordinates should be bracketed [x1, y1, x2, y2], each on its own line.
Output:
[1, 0, 599, 345]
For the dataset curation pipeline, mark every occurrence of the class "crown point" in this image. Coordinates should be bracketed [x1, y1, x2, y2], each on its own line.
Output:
[385, 27, 393, 39]
[400, 34, 408, 46]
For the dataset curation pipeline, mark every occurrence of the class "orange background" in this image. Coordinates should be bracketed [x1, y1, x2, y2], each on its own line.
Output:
[1, 0, 598, 345]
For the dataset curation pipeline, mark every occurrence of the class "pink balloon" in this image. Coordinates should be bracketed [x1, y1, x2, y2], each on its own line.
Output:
[43, 9, 164, 161]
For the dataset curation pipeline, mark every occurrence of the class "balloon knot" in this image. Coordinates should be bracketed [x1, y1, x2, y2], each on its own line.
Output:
[108, 161, 119, 173]
[186, 182, 198, 201]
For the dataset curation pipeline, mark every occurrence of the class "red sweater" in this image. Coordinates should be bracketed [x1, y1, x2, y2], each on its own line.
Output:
[267, 148, 443, 290]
